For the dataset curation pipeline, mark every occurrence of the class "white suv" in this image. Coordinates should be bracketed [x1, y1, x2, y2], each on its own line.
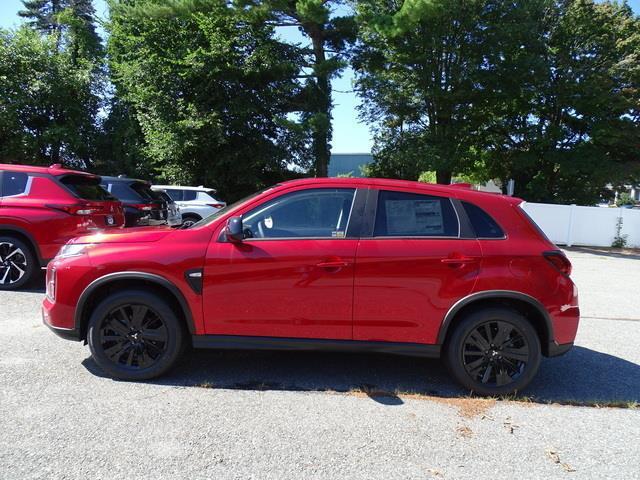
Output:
[152, 185, 226, 227]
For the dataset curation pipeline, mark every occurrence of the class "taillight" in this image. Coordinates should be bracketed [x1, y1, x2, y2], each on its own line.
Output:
[208, 203, 225, 209]
[544, 251, 572, 276]
[46, 203, 106, 215]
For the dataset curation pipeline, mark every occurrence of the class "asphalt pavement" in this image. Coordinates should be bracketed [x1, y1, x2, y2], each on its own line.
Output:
[0, 248, 639, 479]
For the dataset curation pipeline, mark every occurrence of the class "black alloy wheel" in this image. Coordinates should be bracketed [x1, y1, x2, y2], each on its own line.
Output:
[445, 307, 541, 396]
[87, 290, 184, 380]
[462, 320, 529, 387]
[99, 304, 169, 370]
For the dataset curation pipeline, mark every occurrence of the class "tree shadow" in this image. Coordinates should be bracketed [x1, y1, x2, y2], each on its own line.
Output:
[82, 345, 640, 407]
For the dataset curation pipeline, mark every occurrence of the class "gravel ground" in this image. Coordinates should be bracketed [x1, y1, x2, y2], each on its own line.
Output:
[1, 248, 639, 479]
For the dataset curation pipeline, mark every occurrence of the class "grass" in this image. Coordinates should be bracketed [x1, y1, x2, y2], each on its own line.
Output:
[192, 381, 638, 411]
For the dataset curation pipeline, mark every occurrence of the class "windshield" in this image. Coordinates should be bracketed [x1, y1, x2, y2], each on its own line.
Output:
[190, 186, 277, 228]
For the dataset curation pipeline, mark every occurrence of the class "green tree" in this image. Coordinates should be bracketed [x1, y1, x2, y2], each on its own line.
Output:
[483, 0, 640, 204]
[0, 26, 100, 166]
[354, 0, 640, 204]
[353, 0, 502, 184]
[243, 0, 356, 176]
[106, 0, 310, 200]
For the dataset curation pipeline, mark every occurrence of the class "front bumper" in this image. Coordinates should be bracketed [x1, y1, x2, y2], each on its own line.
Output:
[42, 305, 81, 341]
[547, 341, 574, 357]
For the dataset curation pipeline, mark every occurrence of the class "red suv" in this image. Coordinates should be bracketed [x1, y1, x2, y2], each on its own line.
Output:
[0, 163, 125, 290]
[42, 178, 579, 395]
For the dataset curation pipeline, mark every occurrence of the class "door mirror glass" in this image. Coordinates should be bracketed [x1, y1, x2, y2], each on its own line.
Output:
[225, 216, 243, 243]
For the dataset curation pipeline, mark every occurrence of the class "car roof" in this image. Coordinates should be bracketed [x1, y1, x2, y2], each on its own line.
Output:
[0, 163, 99, 179]
[152, 185, 216, 192]
[276, 177, 523, 205]
[100, 175, 149, 184]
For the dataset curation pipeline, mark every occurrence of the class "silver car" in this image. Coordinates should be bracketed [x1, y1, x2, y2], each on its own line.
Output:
[152, 190, 182, 226]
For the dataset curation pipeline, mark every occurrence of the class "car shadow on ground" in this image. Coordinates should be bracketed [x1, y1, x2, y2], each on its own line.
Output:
[82, 345, 640, 407]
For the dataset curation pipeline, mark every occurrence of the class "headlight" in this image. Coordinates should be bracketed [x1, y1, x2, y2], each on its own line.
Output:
[46, 267, 56, 301]
[57, 243, 94, 259]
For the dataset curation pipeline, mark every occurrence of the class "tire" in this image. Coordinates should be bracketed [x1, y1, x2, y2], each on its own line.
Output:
[0, 236, 36, 290]
[181, 214, 201, 228]
[87, 289, 185, 380]
[444, 307, 541, 396]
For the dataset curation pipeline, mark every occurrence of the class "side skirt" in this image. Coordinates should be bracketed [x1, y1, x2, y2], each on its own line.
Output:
[191, 335, 441, 358]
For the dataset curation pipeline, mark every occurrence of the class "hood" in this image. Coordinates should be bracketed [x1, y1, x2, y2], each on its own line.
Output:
[70, 226, 175, 244]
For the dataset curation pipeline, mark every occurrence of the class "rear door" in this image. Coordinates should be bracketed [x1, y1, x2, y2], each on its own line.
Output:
[353, 188, 481, 345]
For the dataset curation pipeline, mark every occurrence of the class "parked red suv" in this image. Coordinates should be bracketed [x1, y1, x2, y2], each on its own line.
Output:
[0, 163, 125, 290]
[42, 178, 579, 395]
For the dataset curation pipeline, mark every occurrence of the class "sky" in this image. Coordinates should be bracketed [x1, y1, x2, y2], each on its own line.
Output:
[1, 0, 639, 154]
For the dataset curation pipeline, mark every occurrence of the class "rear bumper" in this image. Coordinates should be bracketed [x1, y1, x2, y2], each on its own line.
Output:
[546, 341, 573, 357]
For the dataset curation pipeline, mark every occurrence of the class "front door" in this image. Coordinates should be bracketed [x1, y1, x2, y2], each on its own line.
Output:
[203, 187, 360, 340]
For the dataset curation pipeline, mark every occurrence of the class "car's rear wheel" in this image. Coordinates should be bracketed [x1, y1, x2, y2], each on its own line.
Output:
[87, 290, 184, 380]
[444, 307, 541, 396]
[0, 236, 35, 290]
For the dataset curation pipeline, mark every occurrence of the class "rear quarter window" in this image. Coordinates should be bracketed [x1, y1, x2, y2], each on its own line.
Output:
[60, 175, 113, 201]
[462, 201, 505, 238]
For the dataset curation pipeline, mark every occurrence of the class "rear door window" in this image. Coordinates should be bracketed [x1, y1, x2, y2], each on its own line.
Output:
[60, 175, 113, 201]
[182, 190, 198, 201]
[2, 172, 30, 197]
[374, 190, 459, 237]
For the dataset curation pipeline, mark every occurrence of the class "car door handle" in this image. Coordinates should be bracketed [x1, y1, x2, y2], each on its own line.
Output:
[316, 260, 349, 269]
[441, 256, 479, 265]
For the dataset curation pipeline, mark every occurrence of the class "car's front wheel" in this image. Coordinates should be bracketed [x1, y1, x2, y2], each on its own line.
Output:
[444, 307, 541, 396]
[87, 290, 185, 380]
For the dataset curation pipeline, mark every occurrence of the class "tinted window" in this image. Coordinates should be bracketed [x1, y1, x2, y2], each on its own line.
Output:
[154, 190, 173, 203]
[374, 190, 458, 237]
[2, 172, 29, 197]
[243, 188, 355, 239]
[105, 182, 144, 203]
[165, 189, 182, 201]
[130, 182, 155, 200]
[182, 190, 197, 201]
[462, 201, 504, 238]
[60, 175, 114, 201]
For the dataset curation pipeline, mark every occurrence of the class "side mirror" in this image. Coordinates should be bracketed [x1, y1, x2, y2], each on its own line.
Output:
[225, 216, 243, 243]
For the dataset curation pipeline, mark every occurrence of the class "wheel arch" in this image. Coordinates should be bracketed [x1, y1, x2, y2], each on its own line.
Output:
[74, 271, 195, 340]
[0, 225, 43, 265]
[438, 290, 555, 356]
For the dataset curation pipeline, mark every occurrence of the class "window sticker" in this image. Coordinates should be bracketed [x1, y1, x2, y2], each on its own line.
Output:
[386, 199, 444, 235]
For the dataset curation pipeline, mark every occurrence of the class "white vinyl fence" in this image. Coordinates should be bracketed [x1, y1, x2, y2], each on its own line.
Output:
[521, 202, 640, 248]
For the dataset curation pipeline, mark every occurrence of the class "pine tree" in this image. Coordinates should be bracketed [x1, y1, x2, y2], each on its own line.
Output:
[18, 0, 65, 35]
